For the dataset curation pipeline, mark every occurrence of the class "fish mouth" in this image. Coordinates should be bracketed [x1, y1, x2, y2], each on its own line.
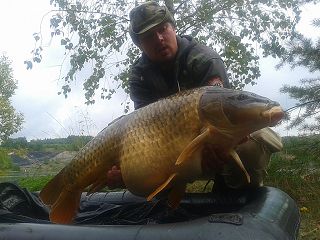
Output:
[261, 106, 284, 126]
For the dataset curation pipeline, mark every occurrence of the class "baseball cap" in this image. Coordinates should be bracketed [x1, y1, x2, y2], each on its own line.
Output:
[129, 1, 175, 44]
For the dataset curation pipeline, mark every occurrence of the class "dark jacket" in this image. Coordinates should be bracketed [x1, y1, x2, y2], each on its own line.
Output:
[129, 36, 230, 109]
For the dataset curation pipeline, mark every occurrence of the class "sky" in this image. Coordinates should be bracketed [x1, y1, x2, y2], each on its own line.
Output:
[0, 0, 319, 140]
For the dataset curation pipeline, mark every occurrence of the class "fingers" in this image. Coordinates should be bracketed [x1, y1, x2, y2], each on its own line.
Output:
[238, 136, 249, 145]
[106, 165, 125, 189]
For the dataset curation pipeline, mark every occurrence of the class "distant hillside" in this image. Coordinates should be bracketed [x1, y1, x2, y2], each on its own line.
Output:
[0, 135, 92, 172]
[1, 135, 93, 152]
[9, 151, 60, 166]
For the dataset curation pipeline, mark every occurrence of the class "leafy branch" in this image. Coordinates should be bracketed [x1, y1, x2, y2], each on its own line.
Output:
[25, 0, 308, 105]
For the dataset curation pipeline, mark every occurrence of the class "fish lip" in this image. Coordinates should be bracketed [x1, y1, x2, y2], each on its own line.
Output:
[261, 106, 285, 126]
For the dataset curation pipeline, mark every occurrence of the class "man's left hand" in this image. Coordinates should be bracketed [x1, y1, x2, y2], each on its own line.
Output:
[207, 77, 223, 87]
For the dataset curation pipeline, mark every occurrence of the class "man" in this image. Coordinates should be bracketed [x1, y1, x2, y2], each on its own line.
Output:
[106, 1, 282, 195]
[128, 1, 229, 109]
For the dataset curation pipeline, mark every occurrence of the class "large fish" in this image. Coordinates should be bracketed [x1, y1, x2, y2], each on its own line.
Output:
[40, 86, 284, 224]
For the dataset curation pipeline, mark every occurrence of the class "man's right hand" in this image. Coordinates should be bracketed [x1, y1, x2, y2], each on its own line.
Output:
[106, 165, 125, 189]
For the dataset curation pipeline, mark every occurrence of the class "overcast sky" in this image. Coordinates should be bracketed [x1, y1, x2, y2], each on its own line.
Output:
[0, 0, 319, 140]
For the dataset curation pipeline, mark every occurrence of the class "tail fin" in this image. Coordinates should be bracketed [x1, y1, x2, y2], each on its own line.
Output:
[40, 168, 82, 224]
[50, 189, 82, 224]
[40, 170, 65, 206]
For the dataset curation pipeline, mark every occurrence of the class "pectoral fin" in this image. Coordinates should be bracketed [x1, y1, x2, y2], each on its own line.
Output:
[147, 173, 177, 201]
[175, 127, 213, 166]
[229, 149, 251, 183]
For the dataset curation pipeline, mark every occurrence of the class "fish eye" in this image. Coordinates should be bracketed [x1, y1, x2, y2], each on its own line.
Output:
[237, 94, 249, 101]
[228, 94, 249, 101]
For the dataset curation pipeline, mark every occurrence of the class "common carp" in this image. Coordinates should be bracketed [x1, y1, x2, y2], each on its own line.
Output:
[40, 86, 284, 224]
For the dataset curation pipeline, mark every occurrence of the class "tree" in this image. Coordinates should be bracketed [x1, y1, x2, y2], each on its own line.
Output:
[26, 0, 312, 105]
[0, 148, 14, 172]
[0, 55, 24, 143]
[1, 137, 28, 149]
[278, 14, 320, 133]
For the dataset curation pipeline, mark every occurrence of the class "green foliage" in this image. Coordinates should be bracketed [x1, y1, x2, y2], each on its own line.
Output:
[1, 137, 28, 148]
[278, 5, 320, 133]
[0, 56, 17, 98]
[0, 148, 14, 171]
[284, 134, 320, 161]
[265, 135, 320, 239]
[66, 135, 92, 150]
[26, 0, 310, 104]
[278, 15, 320, 72]
[0, 55, 24, 143]
[1, 135, 93, 152]
[18, 175, 53, 192]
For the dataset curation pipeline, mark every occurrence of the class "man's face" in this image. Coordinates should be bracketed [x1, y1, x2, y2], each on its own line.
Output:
[138, 22, 178, 63]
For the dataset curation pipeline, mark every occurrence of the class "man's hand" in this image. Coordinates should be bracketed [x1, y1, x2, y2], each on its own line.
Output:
[106, 165, 125, 189]
[207, 77, 223, 87]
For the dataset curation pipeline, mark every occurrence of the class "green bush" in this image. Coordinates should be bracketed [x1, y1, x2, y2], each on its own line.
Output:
[18, 175, 53, 192]
[0, 148, 14, 171]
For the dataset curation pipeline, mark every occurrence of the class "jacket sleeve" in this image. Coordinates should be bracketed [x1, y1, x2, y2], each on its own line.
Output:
[188, 45, 230, 88]
[129, 65, 156, 110]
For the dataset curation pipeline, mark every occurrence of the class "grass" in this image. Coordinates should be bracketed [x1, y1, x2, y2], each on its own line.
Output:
[18, 175, 54, 192]
[265, 150, 320, 240]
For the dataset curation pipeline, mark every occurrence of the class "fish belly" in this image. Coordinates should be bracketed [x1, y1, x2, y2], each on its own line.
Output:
[63, 125, 123, 189]
[119, 90, 204, 196]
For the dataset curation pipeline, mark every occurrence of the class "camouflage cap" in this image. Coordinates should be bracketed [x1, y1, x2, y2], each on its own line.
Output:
[129, 1, 175, 44]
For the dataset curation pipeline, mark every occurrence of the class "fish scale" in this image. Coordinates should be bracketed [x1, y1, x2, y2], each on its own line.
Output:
[119, 89, 204, 196]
